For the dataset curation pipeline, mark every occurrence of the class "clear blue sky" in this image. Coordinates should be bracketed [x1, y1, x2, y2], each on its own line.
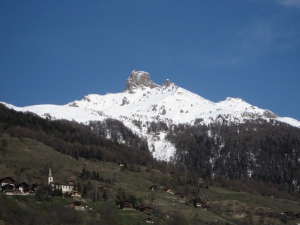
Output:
[1, 0, 300, 120]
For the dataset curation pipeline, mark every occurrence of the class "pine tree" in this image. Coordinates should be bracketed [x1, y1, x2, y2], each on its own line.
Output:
[102, 190, 108, 201]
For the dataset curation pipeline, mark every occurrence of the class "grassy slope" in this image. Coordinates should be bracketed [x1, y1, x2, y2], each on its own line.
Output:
[1, 135, 300, 225]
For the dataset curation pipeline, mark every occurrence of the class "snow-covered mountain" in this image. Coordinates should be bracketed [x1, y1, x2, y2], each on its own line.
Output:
[2, 70, 300, 161]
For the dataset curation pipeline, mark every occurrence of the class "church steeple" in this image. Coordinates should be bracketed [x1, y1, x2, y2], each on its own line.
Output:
[48, 168, 53, 185]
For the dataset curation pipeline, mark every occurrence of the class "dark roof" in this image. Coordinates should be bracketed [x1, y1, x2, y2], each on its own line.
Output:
[17, 182, 29, 188]
[67, 181, 75, 185]
[0, 177, 15, 183]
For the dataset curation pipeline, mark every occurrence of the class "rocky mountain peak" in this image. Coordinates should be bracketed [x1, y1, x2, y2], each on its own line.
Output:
[125, 70, 159, 91]
[163, 79, 176, 88]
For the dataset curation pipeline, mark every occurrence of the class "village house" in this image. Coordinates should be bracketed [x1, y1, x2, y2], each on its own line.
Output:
[149, 185, 157, 191]
[135, 205, 152, 214]
[0, 177, 15, 189]
[192, 197, 210, 209]
[67, 190, 82, 198]
[144, 218, 154, 223]
[174, 192, 181, 197]
[118, 162, 125, 167]
[28, 188, 36, 195]
[119, 200, 133, 210]
[17, 182, 29, 193]
[164, 188, 173, 194]
[0, 176, 36, 195]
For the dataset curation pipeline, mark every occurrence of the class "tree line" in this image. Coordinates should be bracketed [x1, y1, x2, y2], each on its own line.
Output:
[0, 104, 155, 168]
[166, 119, 300, 197]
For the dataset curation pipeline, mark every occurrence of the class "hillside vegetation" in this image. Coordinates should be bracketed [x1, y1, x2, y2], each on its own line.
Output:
[166, 120, 300, 196]
[1, 136, 300, 225]
[1, 104, 300, 224]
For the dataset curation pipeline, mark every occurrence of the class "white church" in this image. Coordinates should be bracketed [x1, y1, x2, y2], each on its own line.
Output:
[48, 168, 75, 194]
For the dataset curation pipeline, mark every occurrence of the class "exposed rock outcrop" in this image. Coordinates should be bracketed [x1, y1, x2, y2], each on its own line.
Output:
[125, 71, 159, 91]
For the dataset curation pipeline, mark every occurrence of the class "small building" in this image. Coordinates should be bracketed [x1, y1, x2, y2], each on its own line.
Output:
[193, 197, 210, 209]
[142, 206, 152, 214]
[174, 192, 181, 197]
[136, 205, 152, 214]
[120, 200, 133, 210]
[28, 188, 36, 195]
[68, 190, 82, 198]
[149, 185, 157, 191]
[144, 218, 154, 223]
[0, 177, 15, 189]
[17, 182, 29, 193]
[164, 188, 173, 194]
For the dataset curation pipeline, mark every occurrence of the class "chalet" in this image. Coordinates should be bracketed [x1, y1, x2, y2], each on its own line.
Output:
[193, 197, 203, 203]
[142, 206, 152, 214]
[144, 218, 154, 223]
[149, 185, 157, 191]
[28, 188, 36, 195]
[174, 192, 181, 197]
[135, 205, 152, 214]
[193, 197, 210, 209]
[118, 163, 125, 167]
[164, 188, 173, 194]
[17, 182, 29, 193]
[48, 168, 76, 194]
[119, 200, 133, 210]
[0, 177, 15, 189]
[68, 190, 82, 198]
[135, 205, 144, 211]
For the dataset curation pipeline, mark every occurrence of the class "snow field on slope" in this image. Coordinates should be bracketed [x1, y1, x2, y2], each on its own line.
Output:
[2, 82, 300, 161]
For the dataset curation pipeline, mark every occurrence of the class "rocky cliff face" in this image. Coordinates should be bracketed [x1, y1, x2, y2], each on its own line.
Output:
[125, 70, 159, 91]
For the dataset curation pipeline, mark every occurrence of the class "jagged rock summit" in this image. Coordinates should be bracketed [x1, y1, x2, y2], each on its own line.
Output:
[125, 70, 176, 92]
[125, 70, 159, 91]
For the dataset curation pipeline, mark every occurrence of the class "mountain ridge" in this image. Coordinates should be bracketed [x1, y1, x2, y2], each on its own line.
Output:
[1, 70, 300, 161]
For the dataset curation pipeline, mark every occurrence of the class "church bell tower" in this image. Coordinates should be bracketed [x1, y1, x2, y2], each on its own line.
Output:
[48, 168, 53, 185]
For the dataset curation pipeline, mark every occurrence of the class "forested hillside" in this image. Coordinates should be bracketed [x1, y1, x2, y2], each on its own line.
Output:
[167, 119, 300, 196]
[0, 104, 154, 168]
[1, 103, 300, 199]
